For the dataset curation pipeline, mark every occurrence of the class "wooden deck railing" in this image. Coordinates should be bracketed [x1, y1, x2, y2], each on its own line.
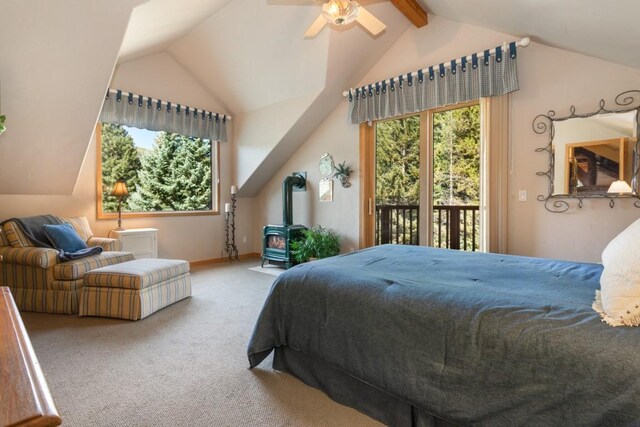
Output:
[376, 204, 419, 245]
[376, 204, 479, 251]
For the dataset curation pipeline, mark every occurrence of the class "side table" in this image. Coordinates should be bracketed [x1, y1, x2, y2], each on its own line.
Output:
[110, 228, 158, 259]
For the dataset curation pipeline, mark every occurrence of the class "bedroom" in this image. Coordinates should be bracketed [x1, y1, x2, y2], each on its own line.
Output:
[1, 0, 640, 425]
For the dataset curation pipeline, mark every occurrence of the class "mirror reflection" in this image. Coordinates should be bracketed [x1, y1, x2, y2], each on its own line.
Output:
[553, 111, 637, 195]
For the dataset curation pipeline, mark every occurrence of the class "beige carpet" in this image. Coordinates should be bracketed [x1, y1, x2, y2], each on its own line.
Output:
[21, 260, 381, 427]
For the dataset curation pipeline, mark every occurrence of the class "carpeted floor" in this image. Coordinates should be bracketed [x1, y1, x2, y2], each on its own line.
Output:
[247, 264, 285, 277]
[21, 260, 381, 427]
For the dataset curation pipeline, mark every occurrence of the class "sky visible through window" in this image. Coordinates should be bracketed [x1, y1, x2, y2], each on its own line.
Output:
[123, 125, 156, 150]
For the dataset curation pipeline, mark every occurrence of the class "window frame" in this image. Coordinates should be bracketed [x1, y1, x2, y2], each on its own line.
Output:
[95, 123, 221, 219]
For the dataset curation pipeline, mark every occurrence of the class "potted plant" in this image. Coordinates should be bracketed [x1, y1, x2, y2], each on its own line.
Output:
[333, 161, 353, 188]
[290, 225, 340, 263]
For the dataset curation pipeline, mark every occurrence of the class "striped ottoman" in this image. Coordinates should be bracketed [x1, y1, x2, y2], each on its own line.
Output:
[79, 258, 191, 320]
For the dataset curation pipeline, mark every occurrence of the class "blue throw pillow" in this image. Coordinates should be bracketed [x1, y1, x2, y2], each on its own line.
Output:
[43, 223, 88, 253]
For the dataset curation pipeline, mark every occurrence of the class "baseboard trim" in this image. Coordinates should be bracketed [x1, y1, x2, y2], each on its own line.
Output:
[190, 252, 261, 267]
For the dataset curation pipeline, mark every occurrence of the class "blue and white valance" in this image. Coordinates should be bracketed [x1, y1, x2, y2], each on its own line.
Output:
[100, 89, 229, 142]
[347, 40, 525, 124]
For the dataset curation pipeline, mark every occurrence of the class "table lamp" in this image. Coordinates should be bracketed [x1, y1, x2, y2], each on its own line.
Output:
[607, 180, 632, 195]
[110, 179, 129, 230]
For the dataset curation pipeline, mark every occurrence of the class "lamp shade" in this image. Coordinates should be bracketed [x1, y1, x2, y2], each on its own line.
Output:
[110, 179, 129, 197]
[607, 180, 632, 194]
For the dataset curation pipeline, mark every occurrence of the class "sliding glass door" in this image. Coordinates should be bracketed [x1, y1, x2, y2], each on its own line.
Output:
[431, 104, 480, 251]
[362, 102, 481, 250]
[375, 115, 421, 245]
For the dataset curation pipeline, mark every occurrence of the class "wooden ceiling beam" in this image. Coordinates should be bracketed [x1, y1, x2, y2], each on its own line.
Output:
[390, 0, 428, 28]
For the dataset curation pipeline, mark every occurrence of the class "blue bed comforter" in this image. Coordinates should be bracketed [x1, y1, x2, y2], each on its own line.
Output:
[248, 245, 640, 425]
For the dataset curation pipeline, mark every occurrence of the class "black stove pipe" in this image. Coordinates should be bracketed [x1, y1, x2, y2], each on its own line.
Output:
[282, 174, 305, 226]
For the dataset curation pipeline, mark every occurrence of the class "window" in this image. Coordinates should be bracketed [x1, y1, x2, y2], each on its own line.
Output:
[96, 123, 219, 218]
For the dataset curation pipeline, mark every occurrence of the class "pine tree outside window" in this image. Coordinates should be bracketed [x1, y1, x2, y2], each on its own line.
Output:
[96, 123, 219, 217]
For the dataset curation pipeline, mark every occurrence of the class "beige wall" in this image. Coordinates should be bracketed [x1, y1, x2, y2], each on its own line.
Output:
[0, 52, 255, 262]
[107, 53, 255, 261]
[0, 0, 142, 195]
[4, 11, 640, 264]
[254, 16, 640, 263]
[253, 102, 360, 254]
[510, 43, 640, 262]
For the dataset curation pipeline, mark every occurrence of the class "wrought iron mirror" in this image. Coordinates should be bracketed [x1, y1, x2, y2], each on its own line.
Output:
[534, 90, 640, 212]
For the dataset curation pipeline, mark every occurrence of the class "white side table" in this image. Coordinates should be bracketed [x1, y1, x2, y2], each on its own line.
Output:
[110, 228, 158, 259]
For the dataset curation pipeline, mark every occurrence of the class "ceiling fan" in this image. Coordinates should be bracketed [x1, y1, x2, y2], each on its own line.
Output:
[303, 0, 386, 38]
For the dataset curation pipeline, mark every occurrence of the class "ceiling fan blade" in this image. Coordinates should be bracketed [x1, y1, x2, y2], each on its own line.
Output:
[304, 14, 327, 38]
[356, 5, 386, 36]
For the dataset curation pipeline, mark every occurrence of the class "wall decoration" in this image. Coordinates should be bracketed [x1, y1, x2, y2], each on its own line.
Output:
[534, 89, 640, 212]
[222, 185, 239, 261]
[319, 153, 335, 178]
[333, 160, 353, 188]
[319, 178, 333, 202]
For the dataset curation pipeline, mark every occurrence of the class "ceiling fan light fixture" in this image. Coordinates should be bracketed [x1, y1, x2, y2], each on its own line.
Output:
[322, 0, 359, 26]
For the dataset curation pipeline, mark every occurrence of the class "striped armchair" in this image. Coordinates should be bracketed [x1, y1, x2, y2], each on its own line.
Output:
[0, 216, 135, 314]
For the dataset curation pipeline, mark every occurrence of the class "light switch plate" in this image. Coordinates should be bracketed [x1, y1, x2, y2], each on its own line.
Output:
[518, 190, 527, 202]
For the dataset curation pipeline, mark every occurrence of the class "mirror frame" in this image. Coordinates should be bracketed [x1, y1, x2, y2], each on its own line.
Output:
[533, 90, 640, 213]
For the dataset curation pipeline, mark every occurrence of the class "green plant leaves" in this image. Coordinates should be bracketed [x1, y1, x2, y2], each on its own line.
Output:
[0, 115, 6, 135]
[333, 161, 353, 178]
[290, 225, 340, 263]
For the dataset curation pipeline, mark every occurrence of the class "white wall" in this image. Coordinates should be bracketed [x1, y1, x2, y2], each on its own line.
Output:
[112, 52, 231, 113]
[254, 16, 640, 263]
[233, 92, 320, 193]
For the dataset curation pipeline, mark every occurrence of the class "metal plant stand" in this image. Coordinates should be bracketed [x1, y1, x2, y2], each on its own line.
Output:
[223, 194, 239, 261]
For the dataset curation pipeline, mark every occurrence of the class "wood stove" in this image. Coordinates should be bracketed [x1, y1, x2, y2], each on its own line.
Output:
[261, 173, 307, 269]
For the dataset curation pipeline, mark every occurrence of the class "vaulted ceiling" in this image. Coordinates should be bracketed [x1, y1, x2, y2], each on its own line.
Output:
[120, 0, 416, 115]
[115, 0, 416, 195]
[113, 0, 640, 196]
[4, 0, 639, 196]
[424, 0, 640, 70]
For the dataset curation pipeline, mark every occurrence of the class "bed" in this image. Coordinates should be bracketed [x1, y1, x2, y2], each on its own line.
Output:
[248, 244, 640, 426]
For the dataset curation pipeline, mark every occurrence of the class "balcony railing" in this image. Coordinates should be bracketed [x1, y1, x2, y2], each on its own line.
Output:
[376, 204, 419, 245]
[376, 204, 480, 251]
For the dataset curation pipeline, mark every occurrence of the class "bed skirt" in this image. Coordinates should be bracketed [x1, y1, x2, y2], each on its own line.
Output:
[273, 346, 456, 427]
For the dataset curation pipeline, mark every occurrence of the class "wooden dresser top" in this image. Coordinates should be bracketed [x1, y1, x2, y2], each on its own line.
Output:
[0, 287, 61, 427]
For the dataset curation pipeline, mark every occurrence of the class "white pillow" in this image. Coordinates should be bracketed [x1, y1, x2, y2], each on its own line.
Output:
[594, 218, 640, 326]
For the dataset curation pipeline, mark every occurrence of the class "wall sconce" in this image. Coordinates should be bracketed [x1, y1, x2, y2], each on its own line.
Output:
[110, 179, 129, 230]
